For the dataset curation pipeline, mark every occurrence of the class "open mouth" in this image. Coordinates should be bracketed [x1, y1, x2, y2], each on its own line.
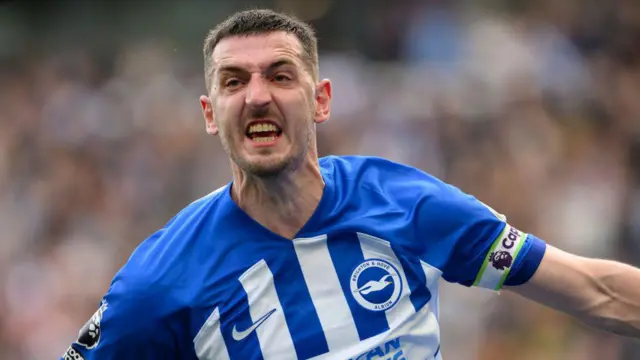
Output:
[245, 121, 283, 143]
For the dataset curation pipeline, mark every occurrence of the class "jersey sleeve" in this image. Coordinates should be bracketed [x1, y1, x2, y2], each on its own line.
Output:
[61, 233, 178, 359]
[414, 179, 547, 291]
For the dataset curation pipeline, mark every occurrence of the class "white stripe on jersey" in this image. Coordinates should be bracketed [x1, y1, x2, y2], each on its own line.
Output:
[193, 307, 230, 360]
[293, 235, 360, 351]
[420, 260, 443, 321]
[239, 259, 297, 360]
[309, 296, 441, 360]
[356, 233, 416, 330]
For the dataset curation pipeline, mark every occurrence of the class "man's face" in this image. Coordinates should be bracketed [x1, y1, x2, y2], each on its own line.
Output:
[200, 31, 331, 177]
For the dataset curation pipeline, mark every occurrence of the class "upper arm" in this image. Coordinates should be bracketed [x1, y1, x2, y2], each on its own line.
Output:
[357, 157, 548, 291]
[61, 274, 178, 359]
[507, 245, 603, 317]
[411, 179, 547, 291]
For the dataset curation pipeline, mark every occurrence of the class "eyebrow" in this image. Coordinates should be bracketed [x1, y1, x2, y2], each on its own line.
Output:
[265, 59, 296, 72]
[216, 59, 297, 76]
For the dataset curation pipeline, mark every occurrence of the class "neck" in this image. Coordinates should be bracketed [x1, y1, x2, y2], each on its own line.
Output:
[230, 154, 325, 239]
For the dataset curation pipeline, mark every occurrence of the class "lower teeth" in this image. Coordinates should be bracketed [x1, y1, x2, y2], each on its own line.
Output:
[254, 136, 275, 143]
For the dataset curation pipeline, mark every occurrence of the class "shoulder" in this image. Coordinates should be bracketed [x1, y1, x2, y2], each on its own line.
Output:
[321, 155, 455, 202]
[321, 155, 420, 175]
[65, 187, 233, 356]
[167, 183, 231, 226]
[322, 155, 503, 228]
[321, 155, 440, 184]
[114, 184, 232, 300]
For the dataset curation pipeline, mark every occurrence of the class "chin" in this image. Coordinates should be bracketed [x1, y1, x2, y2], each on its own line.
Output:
[232, 144, 308, 178]
[241, 155, 294, 178]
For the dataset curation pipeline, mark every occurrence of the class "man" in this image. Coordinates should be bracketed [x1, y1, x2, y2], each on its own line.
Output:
[62, 9, 640, 360]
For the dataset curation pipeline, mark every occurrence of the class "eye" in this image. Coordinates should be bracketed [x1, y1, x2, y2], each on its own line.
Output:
[272, 74, 292, 83]
[225, 78, 242, 87]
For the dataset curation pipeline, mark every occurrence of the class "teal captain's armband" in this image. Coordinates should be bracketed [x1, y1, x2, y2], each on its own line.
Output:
[473, 224, 527, 291]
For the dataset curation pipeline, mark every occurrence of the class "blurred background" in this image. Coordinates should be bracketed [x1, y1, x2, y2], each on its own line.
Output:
[1, 0, 639, 358]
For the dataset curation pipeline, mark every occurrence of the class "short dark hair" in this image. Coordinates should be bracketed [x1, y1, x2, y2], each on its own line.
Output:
[203, 9, 319, 91]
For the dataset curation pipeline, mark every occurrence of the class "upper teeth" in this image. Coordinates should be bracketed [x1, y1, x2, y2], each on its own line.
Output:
[248, 123, 278, 134]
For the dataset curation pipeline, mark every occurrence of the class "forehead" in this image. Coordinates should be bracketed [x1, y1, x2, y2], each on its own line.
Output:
[212, 31, 304, 71]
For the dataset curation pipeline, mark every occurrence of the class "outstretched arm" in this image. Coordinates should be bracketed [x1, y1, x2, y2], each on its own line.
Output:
[508, 245, 640, 339]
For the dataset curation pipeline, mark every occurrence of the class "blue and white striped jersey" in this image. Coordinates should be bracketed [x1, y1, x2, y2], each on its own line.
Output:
[62, 155, 546, 360]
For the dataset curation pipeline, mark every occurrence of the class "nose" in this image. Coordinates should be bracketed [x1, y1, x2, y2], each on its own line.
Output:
[245, 74, 272, 109]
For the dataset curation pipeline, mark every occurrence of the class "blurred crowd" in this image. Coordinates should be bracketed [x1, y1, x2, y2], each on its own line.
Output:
[1, 0, 640, 359]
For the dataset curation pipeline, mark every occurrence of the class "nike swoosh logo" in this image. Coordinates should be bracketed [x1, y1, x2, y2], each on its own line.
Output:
[232, 309, 276, 341]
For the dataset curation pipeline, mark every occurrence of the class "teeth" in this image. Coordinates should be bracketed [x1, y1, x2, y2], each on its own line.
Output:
[253, 136, 276, 143]
[248, 123, 278, 134]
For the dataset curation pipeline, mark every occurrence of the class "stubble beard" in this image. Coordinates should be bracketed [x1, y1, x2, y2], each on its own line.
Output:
[220, 117, 314, 179]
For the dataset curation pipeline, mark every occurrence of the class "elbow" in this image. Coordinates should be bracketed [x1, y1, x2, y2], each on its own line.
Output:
[578, 265, 640, 338]
[578, 293, 618, 330]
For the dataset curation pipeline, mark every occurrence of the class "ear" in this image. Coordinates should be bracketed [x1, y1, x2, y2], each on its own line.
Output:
[313, 79, 332, 124]
[200, 95, 218, 135]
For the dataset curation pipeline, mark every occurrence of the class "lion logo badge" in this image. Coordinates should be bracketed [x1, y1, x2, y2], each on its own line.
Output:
[77, 300, 108, 349]
[489, 251, 513, 270]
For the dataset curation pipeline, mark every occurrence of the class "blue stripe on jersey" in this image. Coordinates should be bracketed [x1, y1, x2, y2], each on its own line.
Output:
[327, 233, 390, 340]
[270, 250, 329, 359]
[219, 294, 264, 360]
[393, 248, 432, 312]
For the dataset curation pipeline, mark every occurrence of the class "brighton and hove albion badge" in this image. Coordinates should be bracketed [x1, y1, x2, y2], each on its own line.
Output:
[350, 258, 402, 311]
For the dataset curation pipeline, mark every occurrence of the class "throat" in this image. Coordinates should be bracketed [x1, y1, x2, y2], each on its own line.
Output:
[243, 197, 317, 239]
[231, 172, 324, 240]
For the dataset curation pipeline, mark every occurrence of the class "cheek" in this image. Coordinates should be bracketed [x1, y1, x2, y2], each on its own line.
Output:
[214, 100, 242, 131]
[284, 92, 314, 119]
